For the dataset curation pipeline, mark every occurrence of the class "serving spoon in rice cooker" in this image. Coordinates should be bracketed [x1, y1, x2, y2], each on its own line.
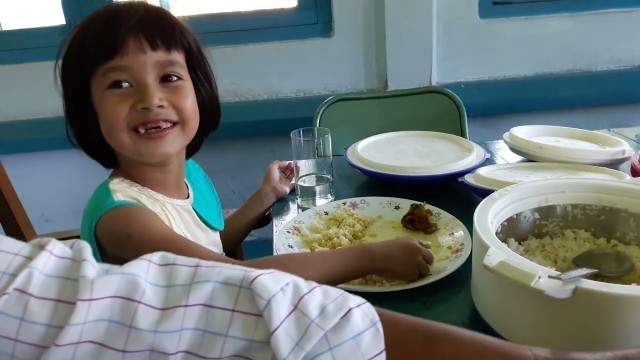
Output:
[548, 248, 636, 281]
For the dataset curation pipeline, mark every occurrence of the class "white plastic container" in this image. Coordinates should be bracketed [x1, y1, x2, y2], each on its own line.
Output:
[472, 178, 640, 350]
[508, 125, 632, 160]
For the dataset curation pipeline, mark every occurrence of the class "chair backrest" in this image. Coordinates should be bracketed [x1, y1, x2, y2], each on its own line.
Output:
[0, 161, 37, 241]
[0, 161, 81, 242]
[313, 86, 468, 155]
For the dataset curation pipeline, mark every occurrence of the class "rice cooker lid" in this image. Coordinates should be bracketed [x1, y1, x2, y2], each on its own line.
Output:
[474, 178, 640, 295]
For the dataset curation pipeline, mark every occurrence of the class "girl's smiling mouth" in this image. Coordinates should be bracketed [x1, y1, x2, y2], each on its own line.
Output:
[134, 120, 178, 136]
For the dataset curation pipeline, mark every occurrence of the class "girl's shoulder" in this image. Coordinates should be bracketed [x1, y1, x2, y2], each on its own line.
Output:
[85, 177, 137, 207]
[81, 177, 141, 261]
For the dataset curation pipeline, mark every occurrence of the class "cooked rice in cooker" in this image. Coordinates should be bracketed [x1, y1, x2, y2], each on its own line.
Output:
[506, 228, 640, 285]
[298, 208, 407, 286]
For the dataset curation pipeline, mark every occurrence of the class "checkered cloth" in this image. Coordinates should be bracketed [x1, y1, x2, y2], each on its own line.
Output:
[0, 236, 385, 359]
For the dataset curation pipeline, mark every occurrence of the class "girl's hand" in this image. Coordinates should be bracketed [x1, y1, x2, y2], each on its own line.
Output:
[261, 160, 295, 202]
[367, 237, 434, 281]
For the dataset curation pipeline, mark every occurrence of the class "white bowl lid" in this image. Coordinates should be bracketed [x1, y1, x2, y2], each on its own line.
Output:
[473, 162, 630, 190]
[508, 125, 632, 160]
[354, 131, 477, 174]
[503, 132, 633, 166]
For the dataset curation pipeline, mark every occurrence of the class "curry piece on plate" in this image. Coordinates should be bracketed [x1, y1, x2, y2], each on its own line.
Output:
[401, 203, 439, 234]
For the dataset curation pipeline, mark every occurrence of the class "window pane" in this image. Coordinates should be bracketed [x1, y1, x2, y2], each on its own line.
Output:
[114, 0, 297, 16]
[113, 0, 162, 6]
[0, 0, 65, 30]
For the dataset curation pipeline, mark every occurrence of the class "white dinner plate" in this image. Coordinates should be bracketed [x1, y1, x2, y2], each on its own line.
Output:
[354, 131, 478, 174]
[274, 197, 472, 292]
[503, 132, 633, 166]
[346, 141, 488, 182]
[508, 125, 633, 160]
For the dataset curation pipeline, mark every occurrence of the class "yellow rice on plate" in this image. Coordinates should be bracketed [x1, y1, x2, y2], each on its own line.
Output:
[297, 207, 413, 286]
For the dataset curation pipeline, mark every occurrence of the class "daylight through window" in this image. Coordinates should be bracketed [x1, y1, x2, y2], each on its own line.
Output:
[114, 0, 297, 16]
[0, 0, 65, 30]
[0, 0, 297, 31]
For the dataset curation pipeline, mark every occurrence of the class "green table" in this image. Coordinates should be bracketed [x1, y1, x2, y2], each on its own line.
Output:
[272, 143, 500, 336]
[270, 126, 640, 337]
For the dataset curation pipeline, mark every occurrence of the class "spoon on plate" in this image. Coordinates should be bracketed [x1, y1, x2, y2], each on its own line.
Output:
[548, 248, 636, 281]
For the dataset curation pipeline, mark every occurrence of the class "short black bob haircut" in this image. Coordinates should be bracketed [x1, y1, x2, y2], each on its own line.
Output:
[56, 2, 221, 169]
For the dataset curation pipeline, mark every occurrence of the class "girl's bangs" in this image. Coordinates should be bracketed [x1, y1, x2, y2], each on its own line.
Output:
[91, 8, 192, 72]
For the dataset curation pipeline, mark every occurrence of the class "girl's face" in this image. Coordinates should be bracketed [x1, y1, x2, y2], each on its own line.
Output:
[90, 39, 200, 168]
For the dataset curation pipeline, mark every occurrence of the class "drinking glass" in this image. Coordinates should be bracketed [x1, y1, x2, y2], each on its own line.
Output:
[290, 127, 335, 209]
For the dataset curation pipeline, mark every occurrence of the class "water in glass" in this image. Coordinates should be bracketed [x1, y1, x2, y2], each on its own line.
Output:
[295, 172, 334, 209]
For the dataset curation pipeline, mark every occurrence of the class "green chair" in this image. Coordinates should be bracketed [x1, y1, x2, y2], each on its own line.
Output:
[313, 86, 468, 155]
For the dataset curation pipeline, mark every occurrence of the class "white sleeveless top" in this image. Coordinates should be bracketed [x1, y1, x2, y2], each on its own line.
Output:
[109, 178, 224, 254]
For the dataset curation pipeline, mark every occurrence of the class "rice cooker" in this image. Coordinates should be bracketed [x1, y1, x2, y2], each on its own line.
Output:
[472, 178, 640, 351]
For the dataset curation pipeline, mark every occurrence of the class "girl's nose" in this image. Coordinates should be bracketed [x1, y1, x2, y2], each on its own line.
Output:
[135, 85, 166, 110]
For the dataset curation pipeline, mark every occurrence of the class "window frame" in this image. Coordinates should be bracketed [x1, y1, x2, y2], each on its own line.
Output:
[479, 0, 640, 19]
[0, 0, 332, 65]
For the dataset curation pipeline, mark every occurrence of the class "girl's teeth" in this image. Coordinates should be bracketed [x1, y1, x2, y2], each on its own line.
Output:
[136, 122, 174, 134]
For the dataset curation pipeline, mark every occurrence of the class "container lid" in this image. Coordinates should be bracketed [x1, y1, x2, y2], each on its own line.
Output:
[508, 125, 632, 160]
[347, 141, 488, 181]
[354, 131, 477, 174]
[472, 162, 630, 190]
[503, 132, 633, 166]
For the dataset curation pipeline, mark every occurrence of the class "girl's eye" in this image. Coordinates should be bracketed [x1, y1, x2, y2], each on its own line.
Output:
[107, 80, 131, 89]
[161, 74, 181, 83]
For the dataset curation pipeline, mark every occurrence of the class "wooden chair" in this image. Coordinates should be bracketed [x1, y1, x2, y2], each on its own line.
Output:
[314, 86, 468, 155]
[0, 161, 80, 241]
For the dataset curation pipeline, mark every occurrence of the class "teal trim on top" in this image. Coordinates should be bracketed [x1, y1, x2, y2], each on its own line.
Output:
[4, 66, 640, 155]
[0, 0, 333, 65]
[479, 0, 640, 19]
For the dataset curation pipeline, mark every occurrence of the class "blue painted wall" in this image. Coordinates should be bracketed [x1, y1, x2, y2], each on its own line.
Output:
[3, 65, 640, 155]
[479, 0, 640, 19]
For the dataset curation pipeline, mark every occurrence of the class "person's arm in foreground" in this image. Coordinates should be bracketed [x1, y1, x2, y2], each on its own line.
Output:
[377, 308, 639, 360]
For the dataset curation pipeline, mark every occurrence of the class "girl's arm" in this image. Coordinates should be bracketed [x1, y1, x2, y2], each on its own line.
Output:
[97, 206, 433, 285]
[96, 205, 236, 264]
[243, 236, 432, 285]
[220, 186, 277, 255]
[220, 161, 294, 254]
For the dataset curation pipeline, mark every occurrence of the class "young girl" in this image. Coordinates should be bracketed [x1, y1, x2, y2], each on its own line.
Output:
[57, 2, 433, 286]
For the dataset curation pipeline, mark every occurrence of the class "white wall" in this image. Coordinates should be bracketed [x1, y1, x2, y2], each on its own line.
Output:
[210, 0, 387, 101]
[0, 0, 389, 122]
[384, 0, 434, 90]
[435, 0, 640, 83]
